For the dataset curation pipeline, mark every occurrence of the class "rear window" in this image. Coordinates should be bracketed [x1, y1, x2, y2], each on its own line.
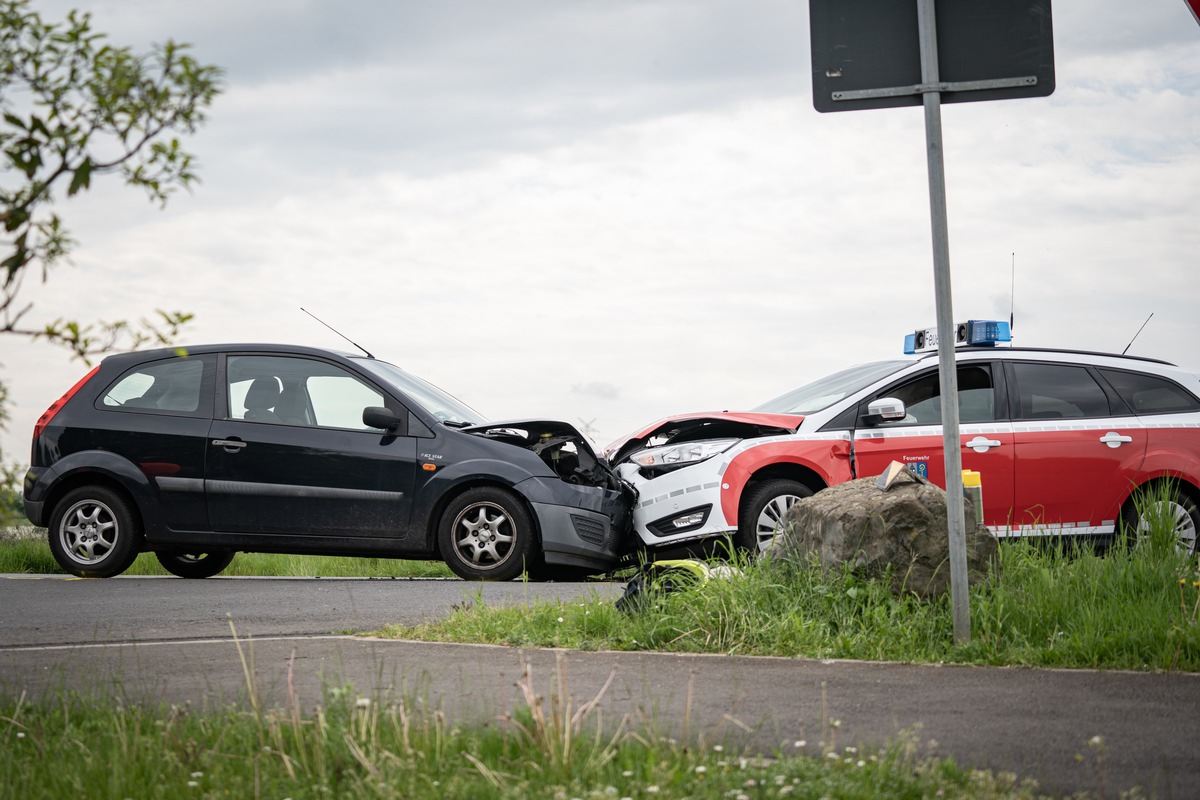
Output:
[1010, 362, 1111, 420]
[1100, 369, 1200, 416]
[100, 357, 210, 415]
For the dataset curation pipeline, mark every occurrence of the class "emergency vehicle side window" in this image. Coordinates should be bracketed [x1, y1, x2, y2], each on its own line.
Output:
[1010, 363, 1111, 420]
[874, 365, 995, 426]
[1098, 369, 1200, 415]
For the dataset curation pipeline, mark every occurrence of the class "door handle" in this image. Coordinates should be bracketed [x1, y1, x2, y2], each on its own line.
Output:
[964, 436, 1002, 453]
[212, 438, 247, 451]
[1099, 432, 1133, 449]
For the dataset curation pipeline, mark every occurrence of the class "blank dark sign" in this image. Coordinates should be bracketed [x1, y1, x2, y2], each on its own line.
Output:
[810, 0, 1054, 113]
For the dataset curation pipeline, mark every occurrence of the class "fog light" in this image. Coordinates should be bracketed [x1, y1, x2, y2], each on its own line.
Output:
[648, 505, 712, 537]
[672, 511, 706, 529]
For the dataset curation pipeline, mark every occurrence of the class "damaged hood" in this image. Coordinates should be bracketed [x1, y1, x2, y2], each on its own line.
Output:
[462, 419, 598, 455]
[604, 411, 805, 463]
[463, 419, 626, 491]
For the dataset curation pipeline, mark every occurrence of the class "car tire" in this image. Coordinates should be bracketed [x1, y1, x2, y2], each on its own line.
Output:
[1120, 482, 1200, 555]
[438, 487, 536, 581]
[735, 479, 814, 555]
[48, 486, 142, 578]
[156, 550, 236, 579]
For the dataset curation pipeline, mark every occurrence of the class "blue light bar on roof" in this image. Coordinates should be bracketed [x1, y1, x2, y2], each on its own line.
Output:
[904, 320, 1011, 354]
[959, 319, 1011, 347]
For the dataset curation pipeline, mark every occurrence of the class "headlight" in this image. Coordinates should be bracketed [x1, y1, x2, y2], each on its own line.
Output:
[630, 438, 739, 469]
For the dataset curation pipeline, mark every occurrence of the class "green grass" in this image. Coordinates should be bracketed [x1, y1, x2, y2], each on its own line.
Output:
[380, 538, 1200, 672]
[0, 674, 1096, 800]
[0, 527, 455, 578]
[2, 520, 1188, 797]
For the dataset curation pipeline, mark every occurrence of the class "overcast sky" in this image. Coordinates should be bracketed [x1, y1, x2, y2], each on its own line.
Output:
[4, 1, 1199, 459]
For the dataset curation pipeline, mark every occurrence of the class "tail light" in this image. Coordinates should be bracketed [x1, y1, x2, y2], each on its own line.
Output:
[33, 366, 100, 440]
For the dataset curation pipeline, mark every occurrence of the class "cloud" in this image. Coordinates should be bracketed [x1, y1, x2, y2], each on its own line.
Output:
[5, 1, 1200, 457]
[572, 382, 621, 401]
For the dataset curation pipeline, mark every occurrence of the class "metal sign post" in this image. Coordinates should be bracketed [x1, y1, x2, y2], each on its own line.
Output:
[916, 0, 970, 644]
[809, 0, 1055, 645]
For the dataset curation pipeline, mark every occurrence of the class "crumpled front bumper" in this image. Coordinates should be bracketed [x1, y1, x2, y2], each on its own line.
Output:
[616, 462, 734, 549]
[516, 476, 635, 569]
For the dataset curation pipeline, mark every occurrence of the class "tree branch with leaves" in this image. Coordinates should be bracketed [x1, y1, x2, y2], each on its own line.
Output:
[0, 0, 222, 362]
[0, 2, 222, 518]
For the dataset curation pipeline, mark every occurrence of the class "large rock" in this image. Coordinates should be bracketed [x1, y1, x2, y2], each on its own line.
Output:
[764, 466, 998, 599]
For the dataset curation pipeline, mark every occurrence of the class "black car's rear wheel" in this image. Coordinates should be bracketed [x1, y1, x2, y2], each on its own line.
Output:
[156, 550, 236, 579]
[48, 486, 142, 578]
[438, 487, 535, 581]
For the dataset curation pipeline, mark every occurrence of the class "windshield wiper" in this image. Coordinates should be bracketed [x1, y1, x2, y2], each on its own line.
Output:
[441, 420, 474, 428]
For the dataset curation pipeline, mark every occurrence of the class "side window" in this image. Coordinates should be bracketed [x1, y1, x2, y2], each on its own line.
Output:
[307, 376, 386, 429]
[1099, 369, 1200, 415]
[1011, 363, 1110, 420]
[226, 355, 386, 431]
[874, 365, 995, 426]
[100, 356, 211, 416]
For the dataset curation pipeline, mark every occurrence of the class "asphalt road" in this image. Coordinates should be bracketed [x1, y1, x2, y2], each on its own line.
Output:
[1, 575, 1197, 798]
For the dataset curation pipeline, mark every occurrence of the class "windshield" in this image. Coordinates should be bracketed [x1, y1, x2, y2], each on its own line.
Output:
[754, 360, 912, 415]
[354, 358, 484, 425]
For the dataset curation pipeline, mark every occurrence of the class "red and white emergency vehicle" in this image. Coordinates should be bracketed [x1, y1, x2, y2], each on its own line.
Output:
[606, 322, 1200, 556]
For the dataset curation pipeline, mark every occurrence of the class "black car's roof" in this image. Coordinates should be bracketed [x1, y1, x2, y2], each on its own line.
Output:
[101, 343, 368, 364]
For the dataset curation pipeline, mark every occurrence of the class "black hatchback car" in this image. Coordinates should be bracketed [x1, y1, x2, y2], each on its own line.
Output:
[23, 344, 634, 580]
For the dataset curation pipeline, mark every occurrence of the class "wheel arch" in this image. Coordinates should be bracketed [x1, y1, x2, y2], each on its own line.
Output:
[1121, 470, 1200, 511]
[43, 470, 147, 548]
[424, 478, 543, 559]
[719, 440, 846, 527]
[1120, 472, 1200, 517]
[738, 462, 827, 519]
[1118, 472, 1200, 552]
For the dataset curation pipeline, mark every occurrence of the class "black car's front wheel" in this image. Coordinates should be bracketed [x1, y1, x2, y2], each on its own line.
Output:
[48, 486, 142, 578]
[438, 487, 536, 581]
[156, 550, 236, 579]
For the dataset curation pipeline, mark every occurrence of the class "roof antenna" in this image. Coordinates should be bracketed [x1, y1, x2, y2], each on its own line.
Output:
[1009, 252, 1016, 333]
[1121, 312, 1153, 356]
[301, 307, 374, 359]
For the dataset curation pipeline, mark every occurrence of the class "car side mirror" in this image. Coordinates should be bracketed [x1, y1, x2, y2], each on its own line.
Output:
[865, 397, 907, 424]
[363, 406, 403, 433]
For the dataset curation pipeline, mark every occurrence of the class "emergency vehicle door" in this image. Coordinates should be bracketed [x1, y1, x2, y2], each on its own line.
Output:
[851, 363, 1016, 530]
[1005, 361, 1145, 538]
